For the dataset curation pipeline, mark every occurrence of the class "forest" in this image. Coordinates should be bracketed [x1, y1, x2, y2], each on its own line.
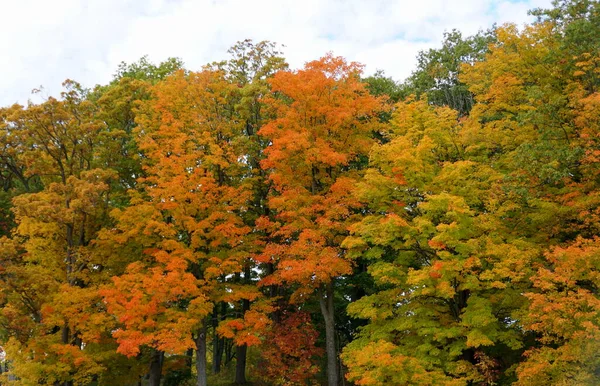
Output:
[0, 0, 599, 385]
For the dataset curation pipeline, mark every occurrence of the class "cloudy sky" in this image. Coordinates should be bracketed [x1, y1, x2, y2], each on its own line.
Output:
[2, 0, 553, 106]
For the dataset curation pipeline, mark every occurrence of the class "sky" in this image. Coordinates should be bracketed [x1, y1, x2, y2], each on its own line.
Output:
[2, 0, 553, 107]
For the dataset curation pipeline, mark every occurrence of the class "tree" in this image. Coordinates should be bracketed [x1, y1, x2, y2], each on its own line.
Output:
[516, 238, 600, 385]
[216, 39, 288, 384]
[256, 310, 323, 385]
[342, 98, 532, 385]
[343, 10, 600, 384]
[405, 28, 496, 116]
[0, 82, 131, 385]
[258, 53, 383, 386]
[101, 68, 264, 386]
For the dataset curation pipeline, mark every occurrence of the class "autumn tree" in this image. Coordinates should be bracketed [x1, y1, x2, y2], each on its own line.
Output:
[256, 310, 323, 385]
[341, 98, 531, 385]
[101, 67, 268, 386]
[1, 3, 599, 383]
[0, 82, 133, 385]
[343, 6, 600, 384]
[516, 238, 600, 385]
[214, 39, 288, 383]
[257, 53, 383, 386]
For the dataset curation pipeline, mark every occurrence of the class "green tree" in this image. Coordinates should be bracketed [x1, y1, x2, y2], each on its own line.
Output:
[406, 28, 496, 115]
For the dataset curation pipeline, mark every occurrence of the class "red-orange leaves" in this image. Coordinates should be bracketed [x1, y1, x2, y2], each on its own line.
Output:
[258, 55, 383, 385]
[258, 54, 383, 294]
[260, 54, 382, 189]
[217, 307, 271, 347]
[101, 252, 210, 357]
[257, 311, 323, 386]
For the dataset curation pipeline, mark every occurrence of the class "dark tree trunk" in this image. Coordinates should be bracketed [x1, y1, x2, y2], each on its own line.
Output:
[320, 282, 338, 386]
[234, 343, 247, 384]
[196, 324, 208, 386]
[235, 262, 251, 384]
[61, 324, 69, 344]
[234, 298, 250, 384]
[225, 338, 233, 365]
[212, 305, 222, 374]
[148, 350, 163, 386]
[185, 347, 194, 379]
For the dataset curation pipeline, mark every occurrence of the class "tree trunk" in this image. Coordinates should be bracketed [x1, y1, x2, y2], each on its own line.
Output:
[235, 343, 247, 384]
[148, 350, 163, 386]
[212, 305, 222, 374]
[235, 297, 250, 384]
[235, 263, 251, 384]
[196, 324, 208, 386]
[61, 324, 69, 344]
[225, 338, 233, 365]
[320, 282, 338, 386]
[185, 347, 194, 379]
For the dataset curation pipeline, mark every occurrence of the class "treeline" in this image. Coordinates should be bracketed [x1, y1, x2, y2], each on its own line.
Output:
[0, 1, 599, 385]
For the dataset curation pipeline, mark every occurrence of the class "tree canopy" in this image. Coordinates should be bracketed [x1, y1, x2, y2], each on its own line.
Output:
[1, 2, 599, 385]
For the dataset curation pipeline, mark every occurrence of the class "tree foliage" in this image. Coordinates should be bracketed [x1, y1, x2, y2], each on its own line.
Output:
[1, 2, 600, 384]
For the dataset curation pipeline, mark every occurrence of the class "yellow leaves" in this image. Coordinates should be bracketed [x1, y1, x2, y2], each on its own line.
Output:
[2, 336, 107, 386]
[342, 340, 460, 386]
[346, 292, 396, 321]
[43, 285, 113, 344]
[369, 262, 407, 287]
[390, 98, 459, 145]
[406, 264, 456, 299]
[465, 330, 494, 348]
[340, 235, 367, 252]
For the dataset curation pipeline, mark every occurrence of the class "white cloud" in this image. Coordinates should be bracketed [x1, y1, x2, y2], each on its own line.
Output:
[1, 0, 553, 106]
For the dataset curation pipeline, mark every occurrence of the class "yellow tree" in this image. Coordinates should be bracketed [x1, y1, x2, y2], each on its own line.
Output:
[0, 82, 130, 385]
[341, 99, 530, 385]
[342, 18, 600, 385]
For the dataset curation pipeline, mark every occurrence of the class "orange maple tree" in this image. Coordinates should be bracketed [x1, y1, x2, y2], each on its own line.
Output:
[100, 68, 262, 386]
[257, 53, 383, 386]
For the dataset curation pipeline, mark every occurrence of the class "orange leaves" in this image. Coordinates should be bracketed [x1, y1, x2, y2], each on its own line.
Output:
[260, 53, 382, 192]
[100, 253, 210, 357]
[258, 55, 382, 298]
[517, 237, 600, 383]
[216, 304, 273, 347]
[526, 239, 600, 340]
[97, 66, 259, 366]
[264, 228, 352, 295]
